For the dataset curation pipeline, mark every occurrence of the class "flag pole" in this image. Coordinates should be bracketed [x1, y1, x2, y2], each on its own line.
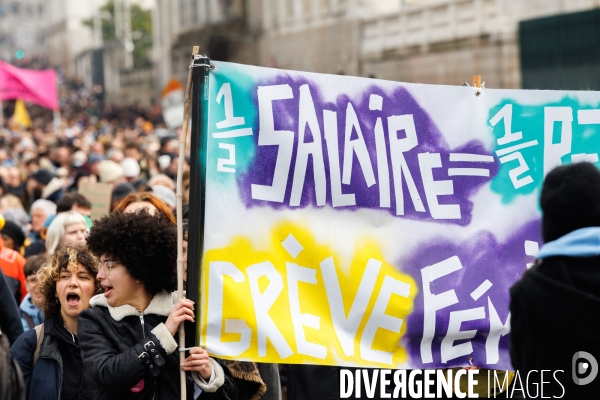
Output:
[176, 45, 199, 400]
[53, 109, 62, 137]
[53, 73, 62, 137]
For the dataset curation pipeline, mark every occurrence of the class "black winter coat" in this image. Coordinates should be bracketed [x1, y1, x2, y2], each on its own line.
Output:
[510, 255, 600, 398]
[10, 313, 97, 400]
[78, 291, 237, 400]
[0, 268, 23, 345]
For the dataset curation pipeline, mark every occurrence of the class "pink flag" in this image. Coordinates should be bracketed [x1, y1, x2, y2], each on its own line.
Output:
[0, 60, 58, 110]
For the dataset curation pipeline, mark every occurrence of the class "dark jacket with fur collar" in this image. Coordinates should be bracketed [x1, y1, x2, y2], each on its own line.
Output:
[78, 291, 236, 400]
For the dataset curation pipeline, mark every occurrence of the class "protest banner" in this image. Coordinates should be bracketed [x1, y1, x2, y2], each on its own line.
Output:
[79, 182, 112, 221]
[0, 60, 58, 110]
[187, 59, 600, 371]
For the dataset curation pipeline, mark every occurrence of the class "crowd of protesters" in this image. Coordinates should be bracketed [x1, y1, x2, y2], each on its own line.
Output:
[0, 79, 524, 400]
[0, 62, 301, 398]
[0, 72, 251, 399]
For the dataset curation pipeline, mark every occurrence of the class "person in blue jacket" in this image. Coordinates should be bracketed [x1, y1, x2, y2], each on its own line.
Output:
[10, 243, 101, 400]
[19, 255, 47, 331]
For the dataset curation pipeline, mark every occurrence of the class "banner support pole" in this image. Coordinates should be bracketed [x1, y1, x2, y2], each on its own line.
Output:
[185, 53, 211, 354]
[177, 45, 199, 400]
[0, 99, 3, 129]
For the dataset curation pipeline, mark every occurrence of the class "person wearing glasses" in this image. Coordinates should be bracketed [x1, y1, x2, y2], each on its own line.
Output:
[78, 210, 237, 399]
[10, 243, 101, 400]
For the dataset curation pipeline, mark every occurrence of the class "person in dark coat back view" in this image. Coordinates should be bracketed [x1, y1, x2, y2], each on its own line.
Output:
[510, 162, 600, 398]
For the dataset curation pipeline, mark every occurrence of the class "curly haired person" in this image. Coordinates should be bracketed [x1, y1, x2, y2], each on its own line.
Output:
[11, 243, 101, 400]
[78, 210, 237, 399]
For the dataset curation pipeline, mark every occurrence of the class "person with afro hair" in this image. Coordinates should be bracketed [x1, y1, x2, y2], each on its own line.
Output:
[78, 210, 237, 400]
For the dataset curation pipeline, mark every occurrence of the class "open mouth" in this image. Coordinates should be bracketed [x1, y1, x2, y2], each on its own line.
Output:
[66, 293, 80, 307]
[103, 286, 114, 298]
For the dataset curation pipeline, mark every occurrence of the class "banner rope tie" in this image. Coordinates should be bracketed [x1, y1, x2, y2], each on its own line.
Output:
[190, 54, 214, 70]
[190, 63, 214, 69]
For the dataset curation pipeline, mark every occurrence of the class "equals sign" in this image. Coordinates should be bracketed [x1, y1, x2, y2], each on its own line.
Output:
[447, 153, 494, 177]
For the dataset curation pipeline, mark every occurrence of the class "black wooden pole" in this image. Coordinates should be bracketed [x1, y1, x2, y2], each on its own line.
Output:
[185, 55, 211, 348]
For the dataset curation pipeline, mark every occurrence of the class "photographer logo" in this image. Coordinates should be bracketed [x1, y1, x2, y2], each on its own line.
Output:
[572, 351, 598, 385]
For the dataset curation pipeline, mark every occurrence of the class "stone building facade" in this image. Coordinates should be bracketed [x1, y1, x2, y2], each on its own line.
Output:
[154, 0, 600, 92]
[360, 0, 600, 88]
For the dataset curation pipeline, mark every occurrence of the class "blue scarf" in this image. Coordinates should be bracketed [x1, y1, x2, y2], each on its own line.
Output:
[537, 227, 600, 259]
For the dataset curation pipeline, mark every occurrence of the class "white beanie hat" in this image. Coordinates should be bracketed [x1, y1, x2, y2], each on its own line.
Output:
[98, 160, 124, 183]
[158, 155, 171, 171]
[121, 157, 140, 178]
[151, 185, 176, 209]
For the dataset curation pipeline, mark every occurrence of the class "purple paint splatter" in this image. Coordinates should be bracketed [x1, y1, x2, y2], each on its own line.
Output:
[237, 74, 498, 226]
[401, 219, 542, 370]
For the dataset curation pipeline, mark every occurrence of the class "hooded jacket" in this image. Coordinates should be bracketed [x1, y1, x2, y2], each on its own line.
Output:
[78, 290, 237, 400]
[10, 313, 97, 400]
[510, 227, 600, 397]
[19, 293, 44, 331]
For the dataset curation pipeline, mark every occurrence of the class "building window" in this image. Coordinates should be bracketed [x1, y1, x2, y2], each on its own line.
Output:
[179, 0, 197, 28]
[190, 0, 197, 23]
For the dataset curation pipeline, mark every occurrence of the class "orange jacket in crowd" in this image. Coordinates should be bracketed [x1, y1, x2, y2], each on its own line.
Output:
[0, 237, 27, 302]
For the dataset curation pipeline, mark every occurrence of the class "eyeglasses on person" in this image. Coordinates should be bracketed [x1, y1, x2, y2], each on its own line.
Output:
[98, 259, 120, 275]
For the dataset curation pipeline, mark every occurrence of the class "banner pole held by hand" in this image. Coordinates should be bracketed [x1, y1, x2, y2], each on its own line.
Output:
[177, 44, 199, 400]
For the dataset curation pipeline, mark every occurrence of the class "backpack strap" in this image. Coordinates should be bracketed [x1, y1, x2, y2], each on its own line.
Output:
[33, 324, 44, 366]
[22, 313, 35, 329]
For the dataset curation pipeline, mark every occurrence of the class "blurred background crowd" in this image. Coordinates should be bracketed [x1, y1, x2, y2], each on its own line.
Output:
[0, 94, 187, 245]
